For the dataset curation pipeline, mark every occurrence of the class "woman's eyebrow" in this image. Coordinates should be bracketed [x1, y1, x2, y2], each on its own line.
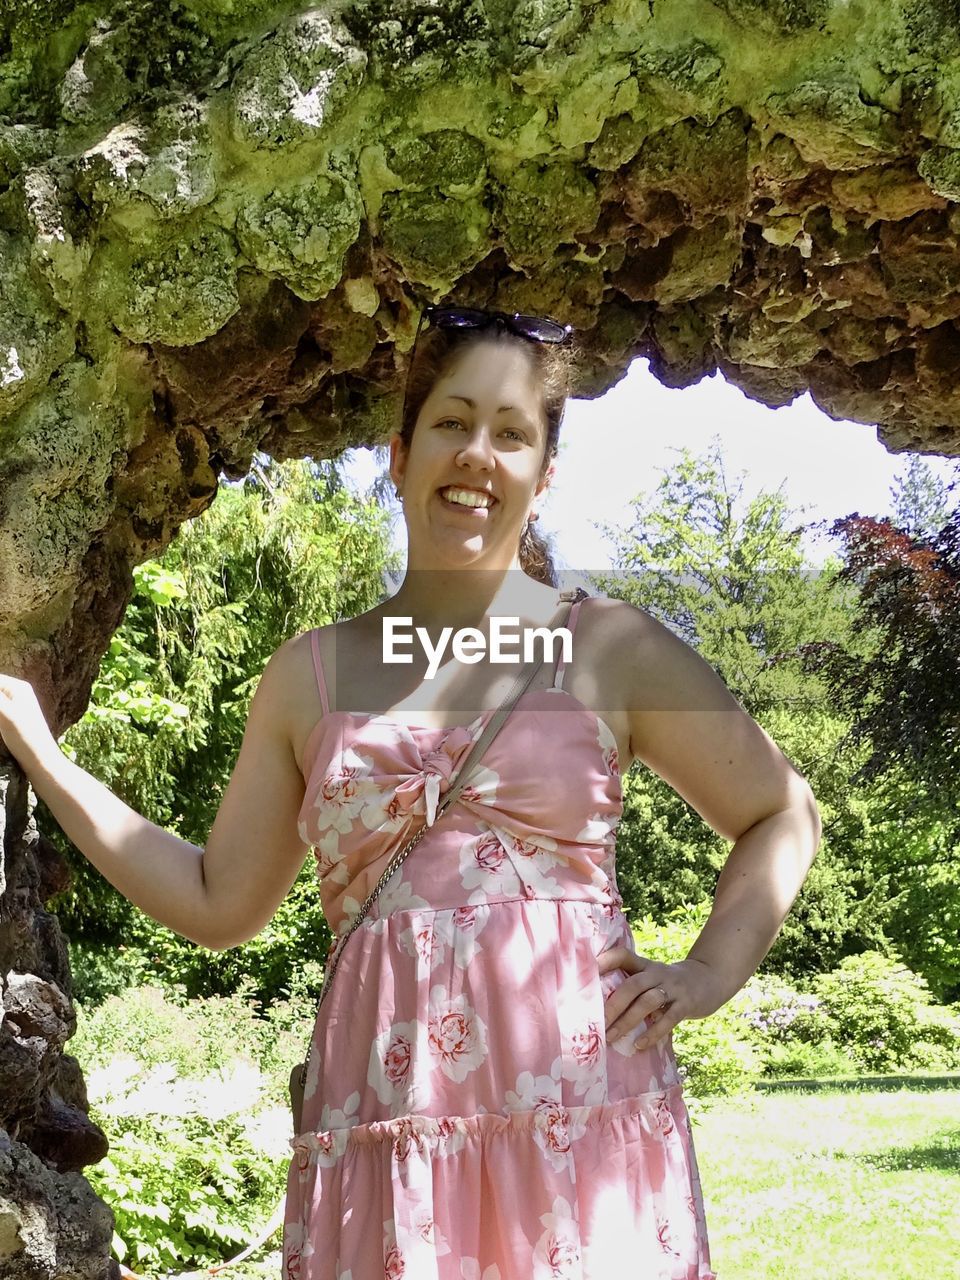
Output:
[444, 394, 525, 416]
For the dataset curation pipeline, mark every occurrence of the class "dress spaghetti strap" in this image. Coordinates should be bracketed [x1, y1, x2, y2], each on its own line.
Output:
[553, 596, 586, 691]
[309, 629, 331, 715]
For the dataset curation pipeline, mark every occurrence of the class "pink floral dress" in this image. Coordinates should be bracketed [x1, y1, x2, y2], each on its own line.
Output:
[283, 600, 715, 1279]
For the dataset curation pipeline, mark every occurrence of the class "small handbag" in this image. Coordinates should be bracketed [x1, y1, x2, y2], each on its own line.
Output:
[289, 590, 586, 1134]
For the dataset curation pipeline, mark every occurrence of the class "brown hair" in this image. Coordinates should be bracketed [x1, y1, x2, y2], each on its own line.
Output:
[399, 322, 574, 586]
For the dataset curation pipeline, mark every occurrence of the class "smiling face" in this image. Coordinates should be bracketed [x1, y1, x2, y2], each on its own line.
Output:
[389, 337, 553, 573]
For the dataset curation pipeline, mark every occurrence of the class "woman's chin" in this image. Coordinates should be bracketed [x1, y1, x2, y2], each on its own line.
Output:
[416, 531, 507, 570]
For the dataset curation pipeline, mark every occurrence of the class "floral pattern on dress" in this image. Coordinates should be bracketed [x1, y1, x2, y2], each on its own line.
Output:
[555, 1020, 608, 1106]
[458, 829, 523, 901]
[319, 1091, 360, 1132]
[312, 752, 379, 834]
[427, 988, 488, 1083]
[460, 1263, 502, 1280]
[533, 1196, 581, 1279]
[383, 1220, 406, 1279]
[368, 1020, 425, 1114]
[286, 657, 716, 1280]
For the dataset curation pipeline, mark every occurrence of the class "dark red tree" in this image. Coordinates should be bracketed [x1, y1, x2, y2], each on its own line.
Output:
[799, 510, 960, 809]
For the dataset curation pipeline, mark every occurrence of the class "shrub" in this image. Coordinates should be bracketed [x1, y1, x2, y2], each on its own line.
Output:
[631, 907, 761, 1099]
[737, 973, 827, 1046]
[673, 1010, 762, 1100]
[72, 982, 315, 1112]
[730, 973, 858, 1078]
[909, 1002, 960, 1071]
[87, 1097, 287, 1271]
[631, 905, 707, 963]
[73, 984, 302, 1272]
[813, 950, 960, 1073]
[759, 1038, 859, 1079]
[68, 943, 160, 1005]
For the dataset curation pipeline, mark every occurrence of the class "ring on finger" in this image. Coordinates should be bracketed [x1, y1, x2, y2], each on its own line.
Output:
[654, 985, 669, 1008]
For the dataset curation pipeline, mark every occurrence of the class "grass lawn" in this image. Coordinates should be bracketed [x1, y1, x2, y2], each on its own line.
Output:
[695, 1080, 960, 1280]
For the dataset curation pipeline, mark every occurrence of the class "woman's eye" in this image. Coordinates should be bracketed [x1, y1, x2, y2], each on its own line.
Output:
[436, 418, 465, 430]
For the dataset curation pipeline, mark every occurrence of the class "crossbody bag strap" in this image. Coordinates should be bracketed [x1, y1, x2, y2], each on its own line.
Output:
[296, 591, 586, 1089]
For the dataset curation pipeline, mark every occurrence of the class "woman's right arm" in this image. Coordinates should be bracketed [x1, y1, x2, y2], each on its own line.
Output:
[0, 640, 311, 950]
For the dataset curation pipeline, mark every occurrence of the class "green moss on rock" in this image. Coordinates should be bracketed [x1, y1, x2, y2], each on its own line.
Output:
[344, 0, 492, 85]
[229, 10, 366, 151]
[236, 169, 363, 301]
[387, 131, 488, 197]
[57, 2, 219, 125]
[655, 217, 742, 306]
[75, 96, 216, 220]
[712, 0, 828, 35]
[497, 160, 600, 267]
[767, 76, 899, 167]
[623, 112, 750, 227]
[0, 232, 74, 416]
[89, 219, 238, 344]
[379, 190, 492, 289]
[918, 146, 960, 203]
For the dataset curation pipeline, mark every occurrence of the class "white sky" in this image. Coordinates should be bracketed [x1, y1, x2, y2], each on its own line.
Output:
[343, 358, 960, 570]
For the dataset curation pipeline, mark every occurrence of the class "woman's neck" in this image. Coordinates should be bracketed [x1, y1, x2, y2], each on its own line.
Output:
[385, 562, 548, 632]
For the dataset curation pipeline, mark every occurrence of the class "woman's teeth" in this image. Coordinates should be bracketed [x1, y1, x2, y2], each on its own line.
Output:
[442, 488, 493, 508]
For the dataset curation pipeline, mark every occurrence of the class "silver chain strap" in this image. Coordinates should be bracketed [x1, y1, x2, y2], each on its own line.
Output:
[297, 818, 433, 1088]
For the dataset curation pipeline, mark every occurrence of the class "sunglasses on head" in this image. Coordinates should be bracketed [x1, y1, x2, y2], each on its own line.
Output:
[417, 305, 573, 345]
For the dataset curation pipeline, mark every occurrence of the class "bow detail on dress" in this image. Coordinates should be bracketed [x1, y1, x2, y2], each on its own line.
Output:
[392, 729, 474, 827]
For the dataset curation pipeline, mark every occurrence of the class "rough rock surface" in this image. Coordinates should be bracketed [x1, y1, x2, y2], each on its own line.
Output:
[4, 1, 960, 1274]
[1, 763, 116, 1280]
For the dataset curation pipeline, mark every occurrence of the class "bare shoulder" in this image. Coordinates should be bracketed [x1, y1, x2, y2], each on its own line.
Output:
[578, 595, 678, 685]
[262, 619, 369, 765]
[581, 596, 815, 841]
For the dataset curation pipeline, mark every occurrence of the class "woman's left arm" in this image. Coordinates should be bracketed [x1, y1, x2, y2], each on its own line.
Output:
[598, 604, 822, 1052]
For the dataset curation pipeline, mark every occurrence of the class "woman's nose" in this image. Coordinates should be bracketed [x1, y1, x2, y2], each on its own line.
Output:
[455, 426, 495, 468]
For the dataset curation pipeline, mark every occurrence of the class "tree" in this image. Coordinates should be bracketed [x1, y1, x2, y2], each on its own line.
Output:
[890, 454, 956, 542]
[802, 509, 960, 798]
[796, 498, 960, 999]
[592, 439, 903, 981]
[49, 457, 398, 1006]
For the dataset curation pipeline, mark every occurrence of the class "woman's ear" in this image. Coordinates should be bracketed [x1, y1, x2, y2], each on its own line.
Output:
[535, 463, 555, 500]
[388, 433, 408, 494]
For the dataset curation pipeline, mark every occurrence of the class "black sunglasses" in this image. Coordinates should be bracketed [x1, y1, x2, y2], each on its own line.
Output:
[399, 305, 572, 432]
[418, 305, 573, 345]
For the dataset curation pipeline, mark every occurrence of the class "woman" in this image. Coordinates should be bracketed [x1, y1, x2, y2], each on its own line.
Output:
[0, 306, 820, 1279]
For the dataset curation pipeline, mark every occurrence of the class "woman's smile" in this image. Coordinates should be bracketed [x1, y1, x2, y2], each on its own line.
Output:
[438, 485, 497, 514]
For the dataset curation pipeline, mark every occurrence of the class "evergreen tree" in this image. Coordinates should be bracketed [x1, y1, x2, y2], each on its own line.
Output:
[593, 439, 896, 982]
[49, 457, 398, 1006]
[889, 455, 956, 542]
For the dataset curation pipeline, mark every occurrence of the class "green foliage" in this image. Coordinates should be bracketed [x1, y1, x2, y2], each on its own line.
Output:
[631, 905, 762, 1099]
[72, 982, 308, 1273]
[674, 1011, 762, 1100]
[734, 972, 858, 1078]
[630, 912, 960, 1084]
[595, 441, 873, 978]
[596, 440, 960, 998]
[631, 901, 710, 960]
[89, 1112, 286, 1273]
[890, 455, 953, 541]
[759, 1037, 859, 1079]
[73, 981, 314, 1100]
[813, 951, 960, 1074]
[49, 457, 395, 1005]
